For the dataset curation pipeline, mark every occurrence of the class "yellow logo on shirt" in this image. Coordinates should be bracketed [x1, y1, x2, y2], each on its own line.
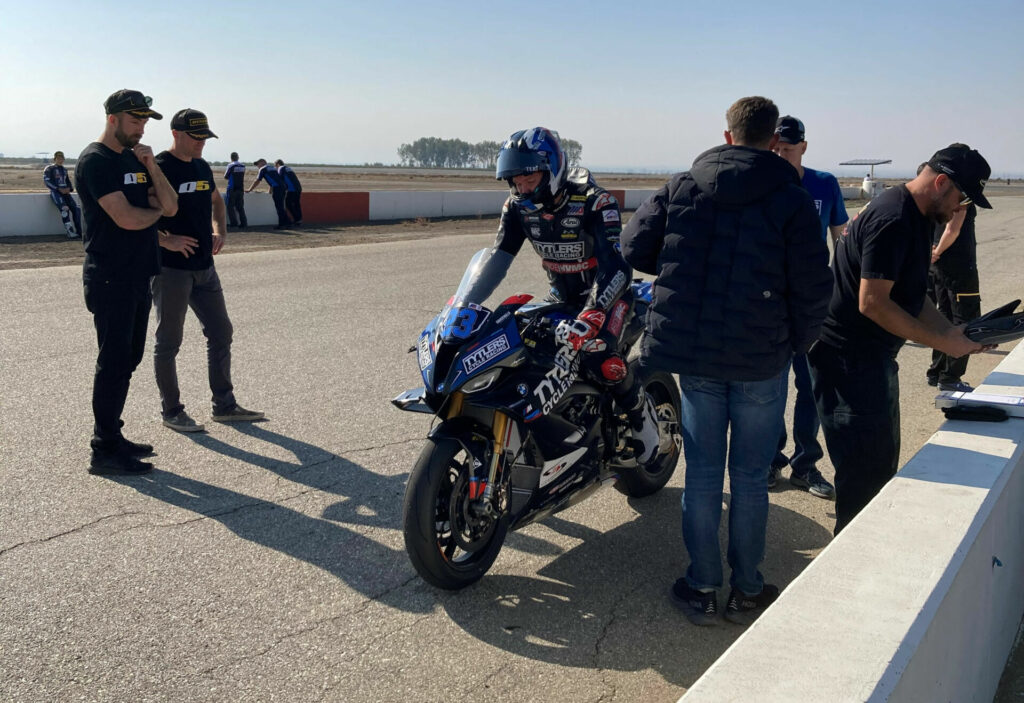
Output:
[124, 172, 148, 184]
[178, 181, 211, 193]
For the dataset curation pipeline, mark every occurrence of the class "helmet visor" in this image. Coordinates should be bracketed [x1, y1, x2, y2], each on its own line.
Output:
[495, 148, 547, 180]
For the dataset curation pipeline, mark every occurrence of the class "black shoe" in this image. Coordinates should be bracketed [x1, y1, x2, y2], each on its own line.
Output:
[89, 450, 153, 476]
[669, 578, 718, 626]
[274, 225, 289, 230]
[767, 465, 782, 489]
[211, 404, 265, 422]
[120, 437, 154, 457]
[926, 376, 938, 387]
[724, 583, 780, 626]
[939, 381, 974, 392]
[789, 468, 835, 500]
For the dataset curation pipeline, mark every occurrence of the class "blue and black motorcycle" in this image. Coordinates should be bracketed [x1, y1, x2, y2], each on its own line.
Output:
[392, 250, 682, 590]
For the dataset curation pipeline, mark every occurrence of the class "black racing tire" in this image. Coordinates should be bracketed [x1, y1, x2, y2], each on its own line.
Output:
[402, 436, 508, 590]
[615, 368, 682, 497]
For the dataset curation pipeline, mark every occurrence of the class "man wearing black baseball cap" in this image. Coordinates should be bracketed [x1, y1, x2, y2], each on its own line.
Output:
[926, 144, 991, 393]
[75, 89, 178, 475]
[808, 143, 992, 535]
[150, 108, 265, 433]
[769, 115, 849, 501]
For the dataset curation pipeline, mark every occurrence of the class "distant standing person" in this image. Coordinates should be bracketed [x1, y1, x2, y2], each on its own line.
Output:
[808, 144, 991, 535]
[767, 115, 848, 499]
[75, 89, 177, 475]
[153, 109, 265, 432]
[247, 158, 289, 229]
[43, 150, 82, 238]
[275, 159, 302, 226]
[926, 201, 981, 392]
[223, 151, 247, 229]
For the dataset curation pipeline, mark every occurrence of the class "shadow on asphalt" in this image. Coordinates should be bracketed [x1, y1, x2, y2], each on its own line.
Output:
[113, 423, 422, 611]
[116, 427, 831, 687]
[435, 487, 831, 688]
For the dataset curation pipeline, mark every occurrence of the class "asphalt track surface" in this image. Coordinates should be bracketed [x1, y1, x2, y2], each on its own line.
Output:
[2, 197, 1022, 702]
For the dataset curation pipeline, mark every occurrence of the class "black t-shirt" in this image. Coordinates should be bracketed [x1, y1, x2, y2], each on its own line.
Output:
[820, 185, 933, 355]
[932, 203, 977, 272]
[75, 142, 160, 281]
[156, 151, 215, 271]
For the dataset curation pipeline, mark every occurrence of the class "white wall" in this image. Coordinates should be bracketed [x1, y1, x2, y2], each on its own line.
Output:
[681, 345, 1024, 702]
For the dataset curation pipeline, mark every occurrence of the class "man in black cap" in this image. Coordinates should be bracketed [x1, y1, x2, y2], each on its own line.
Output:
[768, 115, 849, 500]
[152, 109, 265, 433]
[75, 89, 178, 475]
[807, 143, 992, 534]
[925, 145, 986, 393]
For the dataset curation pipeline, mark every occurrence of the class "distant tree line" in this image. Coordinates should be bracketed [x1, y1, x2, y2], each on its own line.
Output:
[397, 137, 583, 170]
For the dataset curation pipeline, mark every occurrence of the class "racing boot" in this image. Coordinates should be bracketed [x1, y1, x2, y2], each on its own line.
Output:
[628, 393, 660, 465]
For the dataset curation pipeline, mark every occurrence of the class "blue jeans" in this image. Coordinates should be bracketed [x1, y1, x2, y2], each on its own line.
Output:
[772, 354, 824, 475]
[678, 371, 787, 595]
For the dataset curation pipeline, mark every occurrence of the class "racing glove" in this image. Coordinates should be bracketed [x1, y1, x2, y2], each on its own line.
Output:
[555, 309, 606, 351]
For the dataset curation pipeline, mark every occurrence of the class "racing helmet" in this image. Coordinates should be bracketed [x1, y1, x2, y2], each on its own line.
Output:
[495, 127, 567, 212]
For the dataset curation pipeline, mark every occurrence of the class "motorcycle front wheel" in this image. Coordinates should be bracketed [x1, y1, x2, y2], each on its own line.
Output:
[402, 436, 508, 590]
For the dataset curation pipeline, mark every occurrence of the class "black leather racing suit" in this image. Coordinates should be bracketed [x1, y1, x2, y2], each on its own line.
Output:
[493, 167, 643, 409]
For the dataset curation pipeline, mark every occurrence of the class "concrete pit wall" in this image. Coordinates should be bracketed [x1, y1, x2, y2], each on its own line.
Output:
[1, 189, 651, 237]
[681, 344, 1024, 702]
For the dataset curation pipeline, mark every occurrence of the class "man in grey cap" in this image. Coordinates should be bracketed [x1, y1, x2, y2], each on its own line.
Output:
[807, 143, 992, 534]
[75, 89, 178, 475]
[152, 109, 265, 433]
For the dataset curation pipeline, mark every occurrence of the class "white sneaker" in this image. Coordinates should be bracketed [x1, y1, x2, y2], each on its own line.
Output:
[630, 394, 660, 464]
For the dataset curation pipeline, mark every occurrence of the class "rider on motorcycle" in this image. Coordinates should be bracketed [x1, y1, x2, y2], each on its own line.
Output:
[462, 127, 660, 462]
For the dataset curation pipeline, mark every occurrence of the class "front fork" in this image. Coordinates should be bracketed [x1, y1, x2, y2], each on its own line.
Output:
[444, 392, 511, 520]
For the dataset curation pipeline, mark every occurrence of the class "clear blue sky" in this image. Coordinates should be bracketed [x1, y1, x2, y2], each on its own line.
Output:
[1, 0, 1022, 176]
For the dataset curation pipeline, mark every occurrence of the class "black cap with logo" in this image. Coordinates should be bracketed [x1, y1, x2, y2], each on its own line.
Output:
[104, 89, 163, 120]
[928, 143, 992, 209]
[775, 115, 805, 144]
[170, 109, 218, 139]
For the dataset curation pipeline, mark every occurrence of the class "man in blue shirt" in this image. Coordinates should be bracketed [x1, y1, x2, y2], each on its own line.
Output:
[43, 151, 82, 238]
[247, 158, 290, 229]
[222, 152, 247, 229]
[275, 159, 303, 226]
[768, 115, 848, 500]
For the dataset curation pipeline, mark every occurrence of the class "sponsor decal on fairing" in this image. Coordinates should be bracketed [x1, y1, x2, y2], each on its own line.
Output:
[462, 334, 511, 374]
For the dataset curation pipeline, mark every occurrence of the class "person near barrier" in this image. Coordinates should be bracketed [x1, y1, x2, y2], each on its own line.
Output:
[808, 144, 991, 536]
[43, 151, 83, 238]
[247, 157, 289, 229]
[458, 126, 660, 464]
[926, 201, 981, 391]
[275, 159, 302, 226]
[222, 151, 247, 229]
[152, 109, 265, 433]
[621, 96, 832, 626]
[75, 89, 178, 475]
[767, 115, 848, 499]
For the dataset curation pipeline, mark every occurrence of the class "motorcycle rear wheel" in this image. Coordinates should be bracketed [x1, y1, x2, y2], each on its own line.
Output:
[403, 436, 508, 590]
[616, 369, 682, 497]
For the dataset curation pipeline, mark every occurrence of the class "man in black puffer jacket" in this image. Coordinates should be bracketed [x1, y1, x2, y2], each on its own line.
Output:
[620, 96, 831, 627]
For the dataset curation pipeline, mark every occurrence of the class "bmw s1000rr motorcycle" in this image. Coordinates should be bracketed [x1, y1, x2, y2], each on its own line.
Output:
[392, 249, 682, 590]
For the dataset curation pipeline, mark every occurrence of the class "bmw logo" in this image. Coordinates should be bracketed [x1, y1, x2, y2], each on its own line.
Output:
[517, 383, 529, 396]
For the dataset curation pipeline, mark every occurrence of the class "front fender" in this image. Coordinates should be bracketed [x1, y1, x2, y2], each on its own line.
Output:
[427, 417, 493, 471]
